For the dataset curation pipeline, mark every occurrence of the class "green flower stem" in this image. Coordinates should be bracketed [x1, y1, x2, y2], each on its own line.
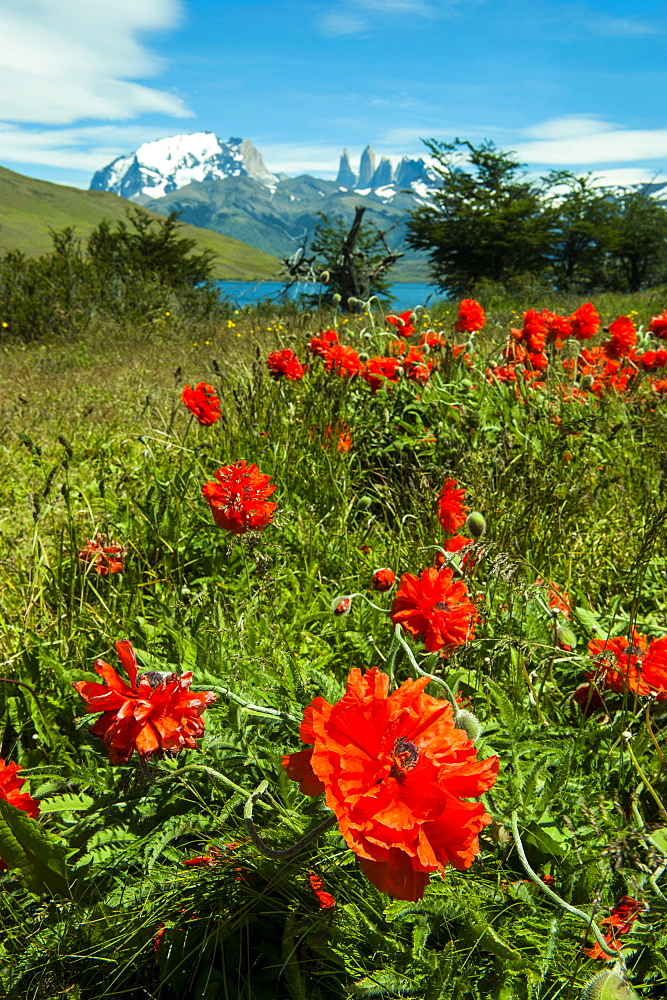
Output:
[392, 625, 459, 709]
[244, 779, 337, 859]
[510, 810, 619, 958]
[191, 684, 301, 724]
[625, 742, 667, 823]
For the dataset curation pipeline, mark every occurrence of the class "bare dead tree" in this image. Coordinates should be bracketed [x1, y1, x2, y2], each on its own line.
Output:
[279, 206, 403, 311]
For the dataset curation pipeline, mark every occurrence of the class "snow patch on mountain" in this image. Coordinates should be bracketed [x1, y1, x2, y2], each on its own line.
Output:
[90, 131, 277, 202]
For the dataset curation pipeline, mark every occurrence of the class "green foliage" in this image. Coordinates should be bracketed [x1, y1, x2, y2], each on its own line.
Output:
[407, 138, 555, 295]
[2, 298, 667, 997]
[407, 138, 667, 295]
[0, 209, 227, 342]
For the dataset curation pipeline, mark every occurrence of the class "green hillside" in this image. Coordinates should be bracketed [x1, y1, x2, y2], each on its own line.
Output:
[0, 164, 279, 280]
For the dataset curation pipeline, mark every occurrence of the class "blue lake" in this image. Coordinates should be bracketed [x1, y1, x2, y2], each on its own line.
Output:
[216, 280, 445, 313]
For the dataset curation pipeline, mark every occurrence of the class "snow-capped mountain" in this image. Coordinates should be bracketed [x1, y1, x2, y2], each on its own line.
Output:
[334, 144, 438, 198]
[89, 131, 278, 202]
[89, 134, 439, 263]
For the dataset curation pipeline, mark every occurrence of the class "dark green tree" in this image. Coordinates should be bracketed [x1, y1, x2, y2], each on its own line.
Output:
[87, 207, 217, 290]
[406, 139, 556, 294]
[545, 171, 618, 292]
[606, 188, 667, 292]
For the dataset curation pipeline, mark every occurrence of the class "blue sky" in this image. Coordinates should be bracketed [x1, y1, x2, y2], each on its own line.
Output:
[0, 0, 666, 189]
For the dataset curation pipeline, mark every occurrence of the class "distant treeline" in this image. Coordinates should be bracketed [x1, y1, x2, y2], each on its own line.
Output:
[0, 209, 226, 342]
[407, 139, 667, 296]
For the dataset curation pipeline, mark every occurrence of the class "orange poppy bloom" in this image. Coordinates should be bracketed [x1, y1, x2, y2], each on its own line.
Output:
[386, 310, 416, 337]
[78, 533, 125, 576]
[0, 759, 39, 869]
[437, 479, 468, 535]
[603, 316, 637, 360]
[283, 666, 498, 901]
[372, 567, 396, 592]
[587, 632, 651, 697]
[453, 298, 486, 333]
[324, 344, 365, 378]
[569, 303, 600, 341]
[648, 309, 667, 339]
[73, 640, 217, 764]
[583, 895, 645, 960]
[181, 382, 221, 426]
[390, 567, 478, 653]
[266, 348, 307, 380]
[202, 460, 277, 534]
[308, 328, 339, 358]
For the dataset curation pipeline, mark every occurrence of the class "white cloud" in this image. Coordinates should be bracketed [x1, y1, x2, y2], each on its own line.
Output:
[0, 122, 185, 175]
[523, 116, 617, 141]
[516, 117, 667, 165]
[0, 0, 190, 124]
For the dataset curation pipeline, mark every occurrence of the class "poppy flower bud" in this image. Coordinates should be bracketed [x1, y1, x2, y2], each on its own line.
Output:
[581, 965, 635, 1000]
[556, 625, 577, 650]
[319, 271, 330, 283]
[331, 595, 353, 616]
[372, 567, 396, 592]
[332, 293, 342, 305]
[410, 312, 418, 326]
[454, 709, 482, 743]
[465, 512, 486, 539]
[580, 374, 594, 390]
[357, 495, 372, 510]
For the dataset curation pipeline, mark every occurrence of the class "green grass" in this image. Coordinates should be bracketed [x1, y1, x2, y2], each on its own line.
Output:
[1, 293, 667, 999]
[0, 164, 279, 280]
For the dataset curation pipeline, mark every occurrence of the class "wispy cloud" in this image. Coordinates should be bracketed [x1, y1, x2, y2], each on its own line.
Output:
[0, 122, 185, 176]
[516, 116, 667, 165]
[317, 0, 461, 36]
[0, 0, 190, 125]
[588, 15, 662, 37]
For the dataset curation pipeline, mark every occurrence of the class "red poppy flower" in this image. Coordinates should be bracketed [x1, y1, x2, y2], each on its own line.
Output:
[604, 316, 637, 359]
[0, 759, 40, 868]
[308, 328, 339, 358]
[403, 346, 432, 384]
[308, 872, 336, 910]
[372, 567, 396, 592]
[202, 460, 277, 534]
[437, 479, 468, 535]
[521, 309, 547, 353]
[323, 423, 352, 452]
[570, 303, 600, 341]
[641, 636, 667, 697]
[542, 310, 572, 346]
[386, 311, 416, 338]
[444, 535, 472, 554]
[283, 667, 498, 901]
[181, 382, 221, 426]
[266, 348, 306, 381]
[583, 895, 645, 960]
[546, 582, 571, 618]
[453, 299, 486, 333]
[73, 640, 217, 764]
[420, 330, 447, 348]
[390, 567, 478, 654]
[79, 533, 125, 576]
[324, 344, 365, 378]
[587, 632, 651, 697]
[362, 356, 402, 391]
[648, 310, 667, 339]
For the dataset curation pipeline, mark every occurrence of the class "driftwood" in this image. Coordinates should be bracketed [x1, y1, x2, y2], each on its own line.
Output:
[280, 206, 403, 310]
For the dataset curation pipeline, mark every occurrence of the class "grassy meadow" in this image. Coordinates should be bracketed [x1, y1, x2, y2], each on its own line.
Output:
[2, 290, 667, 999]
